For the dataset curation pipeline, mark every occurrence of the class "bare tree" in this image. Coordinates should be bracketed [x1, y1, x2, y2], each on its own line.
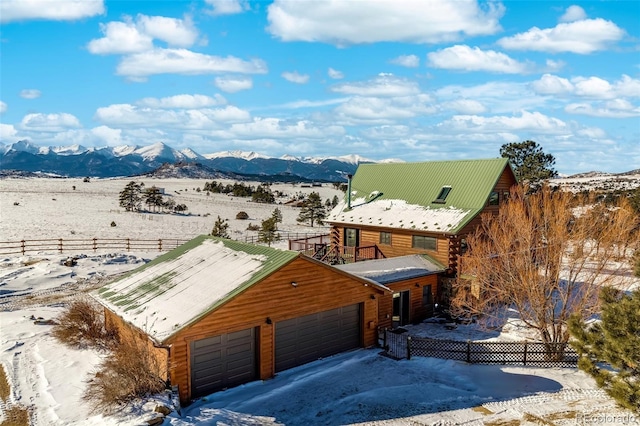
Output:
[451, 186, 638, 356]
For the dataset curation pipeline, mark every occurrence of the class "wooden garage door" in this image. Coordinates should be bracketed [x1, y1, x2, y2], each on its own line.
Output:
[190, 328, 257, 398]
[275, 304, 361, 372]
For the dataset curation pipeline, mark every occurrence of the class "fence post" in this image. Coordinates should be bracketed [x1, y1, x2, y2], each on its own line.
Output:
[93, 238, 97, 252]
[58, 238, 63, 253]
[523, 341, 528, 366]
[21, 240, 25, 255]
[126, 238, 130, 251]
[383, 328, 388, 351]
[407, 336, 412, 360]
[466, 340, 471, 363]
[158, 239, 162, 251]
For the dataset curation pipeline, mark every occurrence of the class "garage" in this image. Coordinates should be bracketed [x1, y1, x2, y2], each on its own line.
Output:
[275, 304, 361, 372]
[190, 328, 257, 398]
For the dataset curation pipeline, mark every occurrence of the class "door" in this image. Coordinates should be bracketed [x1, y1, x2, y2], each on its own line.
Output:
[392, 290, 410, 328]
[190, 328, 257, 398]
[345, 228, 359, 247]
[275, 304, 361, 372]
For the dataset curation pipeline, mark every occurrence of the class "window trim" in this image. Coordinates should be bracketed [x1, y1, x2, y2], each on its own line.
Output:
[488, 191, 499, 206]
[412, 235, 437, 251]
[379, 231, 392, 245]
[432, 186, 452, 204]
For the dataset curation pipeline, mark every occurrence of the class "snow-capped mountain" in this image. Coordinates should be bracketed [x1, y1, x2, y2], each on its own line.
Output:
[0, 141, 373, 181]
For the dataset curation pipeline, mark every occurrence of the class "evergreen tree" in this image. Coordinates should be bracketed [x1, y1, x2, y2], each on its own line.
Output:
[210, 215, 230, 238]
[258, 217, 280, 247]
[500, 140, 558, 190]
[118, 181, 144, 212]
[634, 249, 640, 279]
[271, 208, 282, 229]
[143, 186, 164, 212]
[569, 287, 640, 414]
[296, 192, 326, 227]
[331, 195, 340, 208]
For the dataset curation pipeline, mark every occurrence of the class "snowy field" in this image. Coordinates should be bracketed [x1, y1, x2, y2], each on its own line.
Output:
[0, 177, 638, 425]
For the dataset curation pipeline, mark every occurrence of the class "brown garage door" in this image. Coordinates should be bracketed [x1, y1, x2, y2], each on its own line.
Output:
[190, 328, 257, 398]
[275, 304, 361, 372]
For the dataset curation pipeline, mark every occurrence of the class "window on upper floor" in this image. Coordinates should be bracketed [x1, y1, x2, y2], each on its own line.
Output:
[412, 235, 437, 251]
[432, 186, 452, 204]
[489, 191, 499, 206]
[379, 231, 392, 245]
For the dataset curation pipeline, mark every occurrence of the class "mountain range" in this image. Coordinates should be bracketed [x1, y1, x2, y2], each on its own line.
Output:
[0, 141, 376, 182]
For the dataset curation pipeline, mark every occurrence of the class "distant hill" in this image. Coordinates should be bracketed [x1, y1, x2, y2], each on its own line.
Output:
[0, 140, 374, 182]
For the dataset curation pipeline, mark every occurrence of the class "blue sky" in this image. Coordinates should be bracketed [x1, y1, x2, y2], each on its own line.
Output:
[1, 0, 638, 174]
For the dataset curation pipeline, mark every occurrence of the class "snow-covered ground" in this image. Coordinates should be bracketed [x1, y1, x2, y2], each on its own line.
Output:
[0, 177, 638, 425]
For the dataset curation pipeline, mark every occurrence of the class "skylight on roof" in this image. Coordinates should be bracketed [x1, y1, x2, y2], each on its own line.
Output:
[433, 186, 452, 204]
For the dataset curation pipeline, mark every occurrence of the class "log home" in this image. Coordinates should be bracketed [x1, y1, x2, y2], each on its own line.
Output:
[325, 158, 518, 274]
[95, 235, 390, 404]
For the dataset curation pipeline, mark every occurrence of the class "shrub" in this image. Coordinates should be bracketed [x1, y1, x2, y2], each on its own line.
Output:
[52, 299, 116, 350]
[236, 211, 249, 220]
[84, 336, 166, 414]
[246, 223, 260, 231]
[110, 221, 117, 227]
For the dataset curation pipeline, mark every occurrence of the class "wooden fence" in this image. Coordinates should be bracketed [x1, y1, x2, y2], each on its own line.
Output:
[381, 329, 578, 368]
[0, 238, 188, 255]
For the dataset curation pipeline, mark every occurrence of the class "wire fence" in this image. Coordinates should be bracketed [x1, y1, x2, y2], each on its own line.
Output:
[380, 329, 578, 368]
[0, 238, 188, 255]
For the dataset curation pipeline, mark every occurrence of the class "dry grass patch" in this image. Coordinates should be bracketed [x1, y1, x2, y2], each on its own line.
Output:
[52, 299, 116, 350]
[485, 420, 521, 426]
[472, 405, 493, 415]
[0, 365, 30, 426]
[84, 336, 166, 414]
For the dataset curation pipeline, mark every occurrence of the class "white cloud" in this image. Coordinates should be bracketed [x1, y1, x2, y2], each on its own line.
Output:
[443, 99, 487, 114]
[137, 15, 199, 47]
[137, 94, 226, 109]
[228, 117, 344, 139]
[328, 68, 344, 79]
[390, 54, 420, 68]
[94, 103, 250, 128]
[19, 89, 42, 99]
[282, 71, 310, 84]
[331, 74, 420, 97]
[565, 101, 640, 118]
[20, 113, 82, 132]
[214, 76, 253, 93]
[91, 125, 123, 146]
[87, 14, 198, 55]
[266, 0, 504, 45]
[439, 110, 570, 134]
[0, 101, 7, 114]
[116, 48, 268, 79]
[0, 124, 18, 142]
[427, 45, 530, 74]
[531, 74, 640, 100]
[530, 74, 574, 95]
[205, 0, 249, 16]
[0, 0, 104, 23]
[277, 98, 349, 109]
[332, 93, 435, 123]
[559, 5, 586, 23]
[87, 19, 153, 55]
[497, 19, 625, 54]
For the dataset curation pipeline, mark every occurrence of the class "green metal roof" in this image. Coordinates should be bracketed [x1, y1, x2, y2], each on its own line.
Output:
[329, 158, 514, 234]
[95, 235, 300, 343]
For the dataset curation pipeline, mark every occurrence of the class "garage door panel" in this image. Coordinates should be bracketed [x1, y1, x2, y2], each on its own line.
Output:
[191, 327, 257, 398]
[275, 304, 361, 373]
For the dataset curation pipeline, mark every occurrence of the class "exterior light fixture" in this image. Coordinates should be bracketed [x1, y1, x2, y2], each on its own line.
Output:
[291, 281, 298, 287]
[266, 317, 272, 324]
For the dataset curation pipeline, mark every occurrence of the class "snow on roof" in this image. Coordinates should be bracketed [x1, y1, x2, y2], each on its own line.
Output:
[95, 237, 298, 342]
[335, 255, 446, 284]
[327, 198, 472, 233]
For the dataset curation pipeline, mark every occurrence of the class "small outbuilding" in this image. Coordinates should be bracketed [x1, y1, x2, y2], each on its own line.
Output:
[335, 255, 446, 329]
[95, 235, 389, 404]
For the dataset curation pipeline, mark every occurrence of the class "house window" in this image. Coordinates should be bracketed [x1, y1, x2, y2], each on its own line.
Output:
[379, 231, 392, 245]
[432, 186, 452, 204]
[489, 191, 499, 205]
[345, 228, 359, 247]
[412, 235, 437, 250]
[422, 285, 433, 307]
